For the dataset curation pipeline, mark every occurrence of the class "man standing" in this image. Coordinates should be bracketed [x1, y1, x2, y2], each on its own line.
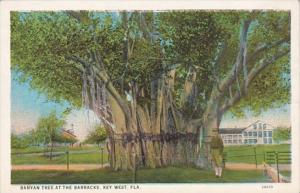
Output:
[210, 128, 224, 177]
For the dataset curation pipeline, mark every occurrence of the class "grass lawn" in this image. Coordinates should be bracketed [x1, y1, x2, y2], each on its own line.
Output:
[280, 170, 291, 177]
[12, 144, 290, 165]
[224, 144, 291, 164]
[11, 166, 271, 184]
[12, 145, 99, 154]
[12, 146, 109, 165]
[12, 152, 109, 165]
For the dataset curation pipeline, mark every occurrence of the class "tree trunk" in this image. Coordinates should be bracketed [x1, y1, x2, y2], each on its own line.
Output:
[82, 54, 203, 171]
[105, 78, 201, 170]
[198, 87, 222, 168]
[49, 140, 54, 161]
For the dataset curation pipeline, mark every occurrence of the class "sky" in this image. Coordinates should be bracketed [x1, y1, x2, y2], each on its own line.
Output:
[11, 72, 291, 141]
[11, 72, 99, 141]
[219, 104, 290, 129]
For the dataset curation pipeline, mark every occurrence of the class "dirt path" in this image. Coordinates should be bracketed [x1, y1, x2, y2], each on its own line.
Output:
[12, 164, 110, 171]
[12, 163, 263, 171]
[225, 163, 265, 170]
[13, 163, 261, 171]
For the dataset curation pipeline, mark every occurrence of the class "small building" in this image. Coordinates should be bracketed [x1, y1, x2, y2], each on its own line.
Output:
[55, 128, 77, 146]
[219, 120, 274, 146]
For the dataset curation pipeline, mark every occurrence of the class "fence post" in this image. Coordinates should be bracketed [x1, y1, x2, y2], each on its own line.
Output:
[100, 147, 104, 167]
[66, 149, 69, 170]
[132, 151, 136, 183]
[253, 147, 257, 169]
[275, 151, 280, 182]
[222, 152, 226, 168]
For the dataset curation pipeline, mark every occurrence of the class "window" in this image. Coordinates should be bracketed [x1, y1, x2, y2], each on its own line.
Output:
[263, 138, 268, 144]
[253, 132, 257, 137]
[228, 140, 232, 144]
[248, 132, 252, 137]
[244, 132, 248, 137]
[233, 135, 237, 139]
[268, 138, 272, 144]
[264, 131, 267, 137]
[233, 140, 237, 144]
[268, 131, 272, 137]
[245, 139, 248, 144]
[253, 124, 257, 129]
[254, 139, 257, 144]
[224, 140, 228, 144]
[239, 135, 242, 138]
[228, 135, 232, 139]
[259, 123, 262, 129]
[263, 124, 266, 129]
[239, 140, 242, 144]
[258, 131, 262, 137]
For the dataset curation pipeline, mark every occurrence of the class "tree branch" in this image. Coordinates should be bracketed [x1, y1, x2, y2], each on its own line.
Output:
[247, 38, 289, 64]
[218, 20, 252, 95]
[66, 11, 91, 25]
[220, 49, 289, 113]
[66, 55, 132, 120]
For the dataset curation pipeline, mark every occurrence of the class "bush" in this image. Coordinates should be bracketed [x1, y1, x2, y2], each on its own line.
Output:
[11, 133, 31, 149]
[273, 127, 291, 143]
[84, 125, 107, 146]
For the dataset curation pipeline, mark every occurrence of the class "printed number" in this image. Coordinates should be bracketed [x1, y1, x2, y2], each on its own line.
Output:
[262, 185, 273, 189]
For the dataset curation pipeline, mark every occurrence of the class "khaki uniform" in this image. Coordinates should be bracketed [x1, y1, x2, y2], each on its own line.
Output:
[210, 135, 224, 177]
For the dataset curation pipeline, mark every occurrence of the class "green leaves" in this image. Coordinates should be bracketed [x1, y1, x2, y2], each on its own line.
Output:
[273, 127, 291, 143]
[84, 125, 108, 145]
[11, 11, 290, 120]
[36, 111, 66, 143]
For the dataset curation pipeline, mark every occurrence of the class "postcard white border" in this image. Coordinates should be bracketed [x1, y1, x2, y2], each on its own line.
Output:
[1, 0, 299, 193]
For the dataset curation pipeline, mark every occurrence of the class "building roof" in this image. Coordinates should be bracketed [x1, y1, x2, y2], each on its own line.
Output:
[59, 128, 77, 138]
[245, 120, 275, 129]
[219, 128, 245, 134]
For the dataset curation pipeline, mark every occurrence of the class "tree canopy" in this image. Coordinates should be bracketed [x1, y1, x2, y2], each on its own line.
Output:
[35, 111, 66, 144]
[11, 10, 290, 170]
[11, 11, 290, 118]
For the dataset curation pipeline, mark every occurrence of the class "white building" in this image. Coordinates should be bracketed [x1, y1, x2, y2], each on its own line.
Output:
[219, 120, 274, 146]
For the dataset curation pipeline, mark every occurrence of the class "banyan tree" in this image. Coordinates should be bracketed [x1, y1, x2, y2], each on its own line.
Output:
[11, 11, 290, 170]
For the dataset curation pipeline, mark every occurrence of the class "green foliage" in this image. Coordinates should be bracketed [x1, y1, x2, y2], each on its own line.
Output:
[11, 133, 32, 149]
[12, 111, 76, 148]
[84, 125, 108, 145]
[11, 11, 290, 119]
[227, 12, 290, 116]
[273, 127, 291, 143]
[35, 111, 66, 144]
[159, 12, 223, 65]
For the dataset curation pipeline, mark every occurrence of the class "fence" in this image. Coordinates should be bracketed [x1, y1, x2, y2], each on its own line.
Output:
[265, 151, 291, 182]
[223, 146, 291, 182]
[56, 147, 109, 170]
[12, 146, 109, 169]
[223, 146, 264, 168]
